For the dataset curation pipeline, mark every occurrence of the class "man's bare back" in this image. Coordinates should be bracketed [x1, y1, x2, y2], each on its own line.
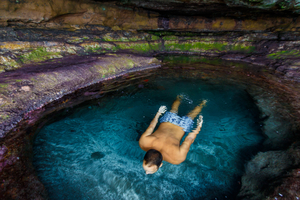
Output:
[139, 97, 206, 173]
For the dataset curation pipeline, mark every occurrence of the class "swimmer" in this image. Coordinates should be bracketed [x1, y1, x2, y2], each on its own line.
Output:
[139, 96, 206, 174]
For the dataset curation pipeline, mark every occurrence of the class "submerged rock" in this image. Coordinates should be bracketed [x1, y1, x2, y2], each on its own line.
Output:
[91, 152, 105, 160]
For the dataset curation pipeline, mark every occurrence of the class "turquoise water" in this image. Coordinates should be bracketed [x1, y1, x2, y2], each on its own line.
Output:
[33, 76, 264, 200]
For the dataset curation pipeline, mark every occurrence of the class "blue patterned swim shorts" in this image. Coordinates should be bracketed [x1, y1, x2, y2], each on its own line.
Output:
[159, 111, 194, 132]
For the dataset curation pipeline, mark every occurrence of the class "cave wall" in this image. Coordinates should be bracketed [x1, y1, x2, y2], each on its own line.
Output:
[0, 0, 300, 200]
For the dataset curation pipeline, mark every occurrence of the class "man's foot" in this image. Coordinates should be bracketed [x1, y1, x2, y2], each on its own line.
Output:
[176, 95, 184, 101]
[199, 100, 207, 107]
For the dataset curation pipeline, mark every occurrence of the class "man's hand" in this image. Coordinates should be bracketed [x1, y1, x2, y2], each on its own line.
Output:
[140, 105, 167, 139]
[197, 115, 203, 128]
[158, 106, 167, 115]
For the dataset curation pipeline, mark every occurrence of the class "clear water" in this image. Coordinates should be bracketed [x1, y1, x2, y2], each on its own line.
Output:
[33, 76, 264, 200]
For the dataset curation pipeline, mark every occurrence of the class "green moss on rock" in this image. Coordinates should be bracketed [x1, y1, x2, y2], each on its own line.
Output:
[124, 58, 135, 68]
[129, 43, 151, 53]
[229, 44, 256, 53]
[102, 34, 130, 42]
[4, 60, 20, 71]
[165, 41, 228, 52]
[115, 41, 161, 53]
[67, 37, 84, 44]
[0, 83, 8, 88]
[19, 47, 62, 64]
[149, 42, 162, 51]
[102, 33, 160, 42]
[99, 65, 116, 77]
[267, 50, 300, 59]
[151, 35, 160, 41]
[84, 44, 104, 53]
[162, 36, 179, 41]
[147, 31, 201, 37]
[92, 54, 154, 78]
[160, 55, 254, 69]
[164, 40, 255, 53]
[0, 56, 21, 71]
[0, 65, 5, 73]
[0, 114, 9, 120]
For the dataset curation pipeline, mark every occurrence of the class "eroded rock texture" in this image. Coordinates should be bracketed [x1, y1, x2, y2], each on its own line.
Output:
[0, 0, 300, 199]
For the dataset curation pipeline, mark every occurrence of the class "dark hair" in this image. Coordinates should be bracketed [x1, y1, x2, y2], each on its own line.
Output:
[144, 149, 163, 168]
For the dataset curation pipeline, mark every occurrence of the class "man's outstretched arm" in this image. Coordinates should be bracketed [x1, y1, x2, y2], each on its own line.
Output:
[139, 106, 167, 139]
[179, 116, 203, 162]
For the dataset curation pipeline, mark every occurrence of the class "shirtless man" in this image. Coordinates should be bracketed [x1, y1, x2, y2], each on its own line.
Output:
[139, 96, 206, 174]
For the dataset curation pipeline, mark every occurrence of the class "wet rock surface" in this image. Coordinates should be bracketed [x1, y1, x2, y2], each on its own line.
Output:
[0, 0, 300, 199]
[159, 57, 300, 199]
[117, 0, 300, 15]
[0, 55, 300, 199]
[238, 143, 300, 200]
[0, 54, 160, 138]
[0, 54, 160, 199]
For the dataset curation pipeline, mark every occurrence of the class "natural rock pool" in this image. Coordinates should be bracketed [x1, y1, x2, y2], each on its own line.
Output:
[33, 74, 265, 200]
[1, 0, 300, 197]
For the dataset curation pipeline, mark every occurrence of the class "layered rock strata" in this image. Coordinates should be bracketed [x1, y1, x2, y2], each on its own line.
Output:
[0, 0, 300, 199]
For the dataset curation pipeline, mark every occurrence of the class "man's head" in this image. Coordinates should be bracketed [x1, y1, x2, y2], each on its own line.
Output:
[143, 149, 163, 174]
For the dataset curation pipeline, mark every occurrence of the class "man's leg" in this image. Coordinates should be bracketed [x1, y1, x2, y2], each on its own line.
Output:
[170, 95, 182, 113]
[186, 100, 207, 120]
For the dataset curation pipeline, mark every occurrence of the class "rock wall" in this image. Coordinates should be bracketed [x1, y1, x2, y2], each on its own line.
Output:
[0, 0, 300, 199]
[0, 54, 161, 199]
[1, 0, 300, 80]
